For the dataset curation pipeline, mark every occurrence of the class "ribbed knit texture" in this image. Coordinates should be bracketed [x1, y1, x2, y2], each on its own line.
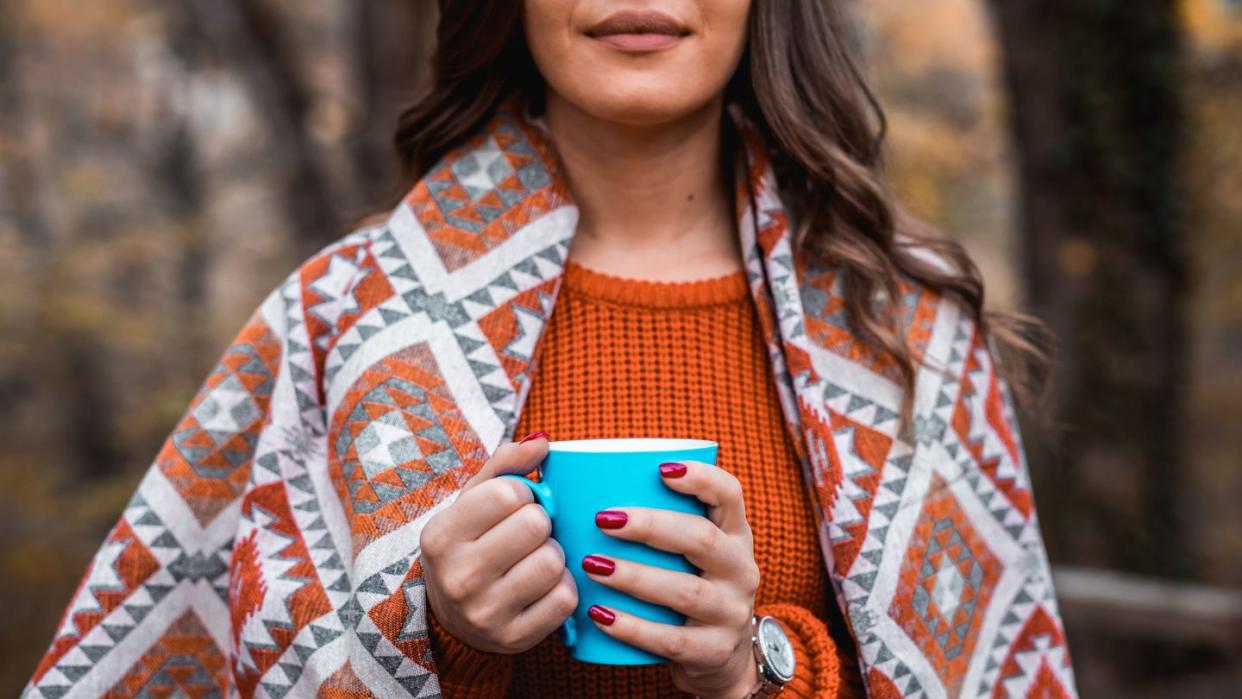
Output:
[428, 260, 861, 698]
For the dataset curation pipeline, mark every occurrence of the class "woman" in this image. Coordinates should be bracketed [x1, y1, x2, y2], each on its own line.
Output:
[27, 1, 1077, 698]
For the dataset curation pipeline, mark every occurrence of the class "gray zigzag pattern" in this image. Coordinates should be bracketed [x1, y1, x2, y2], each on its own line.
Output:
[327, 224, 568, 432]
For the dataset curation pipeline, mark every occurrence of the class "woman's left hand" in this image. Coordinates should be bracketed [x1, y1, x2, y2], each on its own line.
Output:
[583, 460, 762, 699]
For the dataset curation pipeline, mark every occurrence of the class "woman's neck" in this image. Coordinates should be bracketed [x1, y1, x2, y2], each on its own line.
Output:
[542, 89, 743, 281]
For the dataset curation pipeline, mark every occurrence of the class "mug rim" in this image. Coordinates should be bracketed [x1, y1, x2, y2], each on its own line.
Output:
[547, 438, 717, 453]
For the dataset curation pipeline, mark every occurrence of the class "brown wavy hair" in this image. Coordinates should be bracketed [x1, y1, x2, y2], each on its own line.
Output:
[364, 0, 1052, 439]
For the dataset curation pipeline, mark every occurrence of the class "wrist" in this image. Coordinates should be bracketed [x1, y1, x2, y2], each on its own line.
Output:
[694, 652, 760, 699]
[730, 658, 762, 699]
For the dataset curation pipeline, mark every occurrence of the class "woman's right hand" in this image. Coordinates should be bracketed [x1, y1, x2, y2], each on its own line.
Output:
[420, 431, 578, 654]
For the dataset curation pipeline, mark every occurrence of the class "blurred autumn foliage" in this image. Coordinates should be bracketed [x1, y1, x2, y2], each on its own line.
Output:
[1, 0, 1240, 695]
[0, 0, 437, 690]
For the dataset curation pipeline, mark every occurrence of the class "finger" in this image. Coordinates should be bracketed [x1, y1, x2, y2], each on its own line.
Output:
[585, 604, 738, 668]
[498, 538, 568, 612]
[507, 567, 578, 644]
[473, 501, 552, 571]
[595, 507, 740, 575]
[580, 554, 748, 626]
[462, 433, 550, 490]
[433, 476, 534, 543]
[658, 460, 748, 535]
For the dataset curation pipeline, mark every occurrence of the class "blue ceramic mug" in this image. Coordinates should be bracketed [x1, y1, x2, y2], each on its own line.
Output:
[499, 437, 718, 665]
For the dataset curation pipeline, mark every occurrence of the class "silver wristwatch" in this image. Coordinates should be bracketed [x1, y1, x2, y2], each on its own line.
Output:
[744, 614, 796, 698]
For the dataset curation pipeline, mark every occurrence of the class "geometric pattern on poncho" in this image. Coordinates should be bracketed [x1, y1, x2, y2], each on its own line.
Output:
[25, 94, 1076, 698]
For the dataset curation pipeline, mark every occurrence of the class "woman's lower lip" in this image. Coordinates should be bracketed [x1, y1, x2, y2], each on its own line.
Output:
[592, 33, 684, 51]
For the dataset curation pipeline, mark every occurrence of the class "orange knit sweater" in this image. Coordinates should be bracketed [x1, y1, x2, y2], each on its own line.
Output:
[428, 260, 865, 698]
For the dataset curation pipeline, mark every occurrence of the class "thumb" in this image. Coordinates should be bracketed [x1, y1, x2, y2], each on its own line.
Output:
[462, 431, 550, 491]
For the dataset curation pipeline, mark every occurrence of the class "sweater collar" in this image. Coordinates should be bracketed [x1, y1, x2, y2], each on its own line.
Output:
[561, 259, 750, 309]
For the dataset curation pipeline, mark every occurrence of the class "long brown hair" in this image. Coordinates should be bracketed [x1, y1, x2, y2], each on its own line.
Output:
[368, 0, 1052, 438]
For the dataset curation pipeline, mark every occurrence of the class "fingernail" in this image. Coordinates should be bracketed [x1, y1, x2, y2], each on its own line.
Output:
[582, 554, 616, 576]
[595, 510, 627, 529]
[659, 462, 687, 478]
[588, 605, 616, 626]
[518, 431, 549, 445]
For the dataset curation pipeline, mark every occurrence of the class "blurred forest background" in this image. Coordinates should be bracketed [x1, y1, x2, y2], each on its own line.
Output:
[1, 0, 1240, 696]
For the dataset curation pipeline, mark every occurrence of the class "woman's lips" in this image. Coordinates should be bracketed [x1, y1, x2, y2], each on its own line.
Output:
[592, 32, 685, 51]
[585, 10, 689, 52]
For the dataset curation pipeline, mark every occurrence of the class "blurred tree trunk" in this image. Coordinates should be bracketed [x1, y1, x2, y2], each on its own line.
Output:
[348, 0, 438, 217]
[0, 3, 48, 253]
[987, 0, 1191, 578]
[1, 3, 122, 480]
[183, 0, 348, 257]
[178, 0, 440, 250]
[157, 14, 213, 381]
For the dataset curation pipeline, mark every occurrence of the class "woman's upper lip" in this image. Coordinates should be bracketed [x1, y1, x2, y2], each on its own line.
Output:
[585, 10, 690, 37]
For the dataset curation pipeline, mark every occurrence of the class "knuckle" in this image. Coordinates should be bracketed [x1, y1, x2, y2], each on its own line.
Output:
[516, 503, 552, 542]
[676, 576, 710, 613]
[728, 601, 753, 628]
[464, 600, 500, 631]
[546, 539, 568, 566]
[439, 579, 466, 605]
[638, 513, 663, 542]
[553, 584, 578, 617]
[419, 519, 448, 557]
[706, 637, 735, 667]
[618, 510, 645, 537]
[690, 521, 720, 556]
[531, 543, 565, 581]
[546, 537, 567, 564]
[493, 623, 525, 651]
[628, 510, 653, 538]
[492, 441, 517, 460]
[461, 604, 485, 630]
[741, 561, 761, 594]
[439, 566, 475, 602]
[489, 479, 526, 513]
[661, 631, 689, 661]
[438, 581, 463, 605]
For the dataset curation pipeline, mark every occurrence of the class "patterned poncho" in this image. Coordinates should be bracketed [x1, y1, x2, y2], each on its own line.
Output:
[25, 94, 1077, 698]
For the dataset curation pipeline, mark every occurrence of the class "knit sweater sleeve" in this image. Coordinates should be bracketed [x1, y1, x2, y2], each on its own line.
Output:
[756, 603, 848, 699]
[426, 603, 514, 698]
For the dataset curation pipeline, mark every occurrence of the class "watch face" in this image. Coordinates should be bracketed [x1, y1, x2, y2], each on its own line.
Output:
[757, 617, 796, 682]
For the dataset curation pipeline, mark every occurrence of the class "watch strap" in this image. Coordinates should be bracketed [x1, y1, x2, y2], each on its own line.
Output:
[743, 665, 785, 698]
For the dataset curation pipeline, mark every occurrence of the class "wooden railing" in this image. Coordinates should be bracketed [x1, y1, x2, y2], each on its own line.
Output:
[1051, 566, 1242, 697]
[1053, 566, 1242, 648]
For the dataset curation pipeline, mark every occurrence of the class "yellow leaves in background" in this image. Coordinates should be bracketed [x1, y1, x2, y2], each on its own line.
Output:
[22, 0, 141, 48]
[853, 0, 1016, 306]
[863, 0, 999, 75]
[1181, 0, 1242, 56]
[1057, 239, 1097, 279]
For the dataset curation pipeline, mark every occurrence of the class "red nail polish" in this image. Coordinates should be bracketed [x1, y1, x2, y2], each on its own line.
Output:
[518, 431, 549, 445]
[588, 605, 616, 626]
[659, 462, 687, 478]
[582, 554, 616, 576]
[595, 510, 627, 529]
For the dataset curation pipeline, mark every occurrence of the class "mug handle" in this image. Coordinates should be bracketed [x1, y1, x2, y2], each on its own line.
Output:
[496, 474, 577, 648]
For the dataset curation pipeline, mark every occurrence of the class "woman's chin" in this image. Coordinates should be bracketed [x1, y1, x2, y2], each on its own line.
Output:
[561, 84, 715, 126]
